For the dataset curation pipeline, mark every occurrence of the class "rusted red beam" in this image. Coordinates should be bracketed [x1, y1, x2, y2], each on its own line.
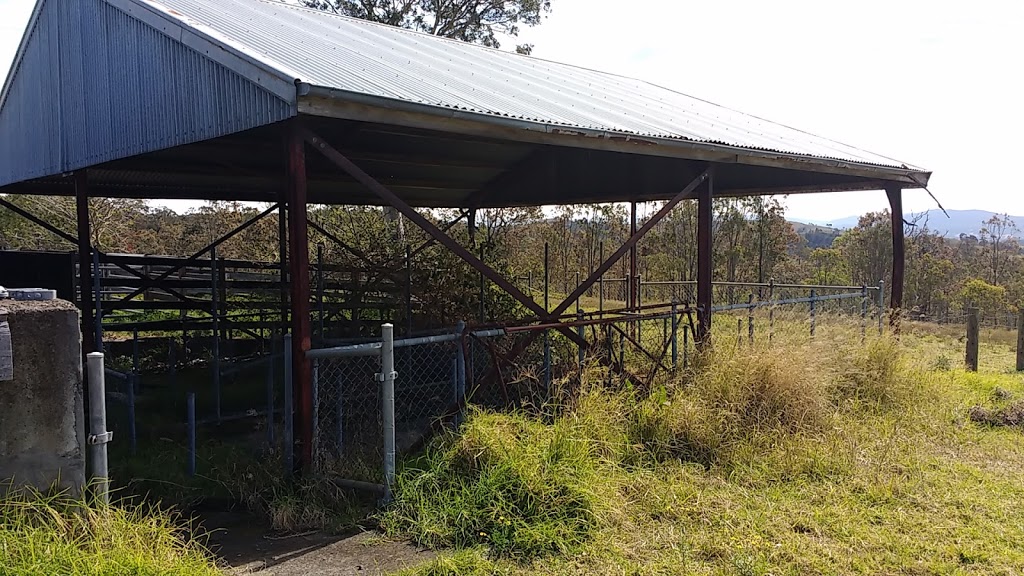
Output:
[887, 186, 905, 333]
[548, 168, 711, 320]
[288, 121, 314, 474]
[301, 127, 586, 347]
[503, 307, 689, 332]
[480, 169, 711, 380]
[696, 171, 713, 347]
[610, 323, 671, 374]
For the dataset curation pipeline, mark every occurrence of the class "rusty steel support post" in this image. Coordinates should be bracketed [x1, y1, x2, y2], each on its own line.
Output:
[696, 170, 714, 348]
[278, 202, 289, 336]
[75, 171, 96, 354]
[287, 123, 313, 474]
[630, 201, 637, 314]
[887, 186, 905, 333]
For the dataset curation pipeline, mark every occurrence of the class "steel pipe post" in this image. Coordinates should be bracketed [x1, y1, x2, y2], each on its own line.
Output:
[211, 248, 221, 423]
[671, 303, 678, 370]
[283, 333, 294, 475]
[747, 293, 755, 345]
[381, 324, 396, 503]
[187, 391, 196, 477]
[455, 321, 466, 427]
[86, 353, 111, 504]
[810, 289, 817, 338]
[266, 352, 275, 447]
[878, 280, 886, 336]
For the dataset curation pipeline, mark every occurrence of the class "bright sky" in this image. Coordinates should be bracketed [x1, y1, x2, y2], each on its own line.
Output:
[2, 0, 1021, 223]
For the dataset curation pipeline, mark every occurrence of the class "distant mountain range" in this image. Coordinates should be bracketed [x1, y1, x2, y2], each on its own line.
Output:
[794, 210, 1024, 239]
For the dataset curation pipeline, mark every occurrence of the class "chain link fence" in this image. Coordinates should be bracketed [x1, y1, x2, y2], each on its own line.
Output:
[308, 325, 504, 496]
[301, 282, 888, 495]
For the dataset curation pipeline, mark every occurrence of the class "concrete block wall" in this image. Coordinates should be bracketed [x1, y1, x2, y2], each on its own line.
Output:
[0, 299, 84, 495]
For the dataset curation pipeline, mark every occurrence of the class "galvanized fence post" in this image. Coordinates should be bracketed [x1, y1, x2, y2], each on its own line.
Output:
[132, 328, 140, 390]
[211, 248, 221, 424]
[168, 338, 177, 381]
[878, 280, 885, 335]
[335, 369, 344, 456]
[312, 359, 320, 468]
[283, 333, 294, 476]
[318, 243, 326, 344]
[683, 324, 689, 369]
[455, 321, 466, 427]
[380, 324, 397, 503]
[860, 285, 868, 342]
[809, 289, 817, 338]
[576, 310, 585, 373]
[86, 353, 112, 504]
[266, 351, 275, 447]
[671, 303, 678, 371]
[127, 373, 137, 456]
[747, 293, 755, 345]
[186, 391, 196, 477]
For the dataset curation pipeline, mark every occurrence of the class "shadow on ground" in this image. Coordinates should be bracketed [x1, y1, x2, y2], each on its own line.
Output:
[198, 510, 434, 575]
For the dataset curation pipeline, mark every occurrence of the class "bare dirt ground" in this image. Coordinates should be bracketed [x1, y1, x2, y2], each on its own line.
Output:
[199, 511, 434, 575]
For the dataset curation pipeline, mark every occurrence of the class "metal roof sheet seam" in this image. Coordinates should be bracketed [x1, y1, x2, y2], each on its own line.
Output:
[138, 0, 923, 170]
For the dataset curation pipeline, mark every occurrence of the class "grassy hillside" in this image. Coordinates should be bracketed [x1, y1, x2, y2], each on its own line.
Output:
[385, 325, 1024, 575]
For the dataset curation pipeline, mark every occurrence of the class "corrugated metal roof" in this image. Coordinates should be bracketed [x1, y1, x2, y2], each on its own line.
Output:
[0, 0, 296, 187]
[145, 0, 919, 170]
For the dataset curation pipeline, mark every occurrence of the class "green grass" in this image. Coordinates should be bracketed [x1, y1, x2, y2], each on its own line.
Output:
[0, 489, 220, 576]
[386, 323, 1024, 575]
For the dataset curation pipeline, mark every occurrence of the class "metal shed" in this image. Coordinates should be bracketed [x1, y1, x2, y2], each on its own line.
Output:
[0, 0, 930, 471]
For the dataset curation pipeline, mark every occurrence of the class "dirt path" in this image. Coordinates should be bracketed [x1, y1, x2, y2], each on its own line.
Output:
[199, 511, 434, 575]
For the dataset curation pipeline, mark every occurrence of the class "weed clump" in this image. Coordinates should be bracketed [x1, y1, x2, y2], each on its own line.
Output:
[832, 337, 915, 408]
[622, 346, 831, 472]
[380, 411, 601, 560]
[394, 548, 511, 576]
[0, 488, 219, 575]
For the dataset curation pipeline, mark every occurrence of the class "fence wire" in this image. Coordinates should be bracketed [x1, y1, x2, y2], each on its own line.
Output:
[307, 283, 886, 487]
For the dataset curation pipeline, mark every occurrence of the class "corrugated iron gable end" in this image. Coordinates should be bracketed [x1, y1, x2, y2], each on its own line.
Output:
[0, 0, 296, 187]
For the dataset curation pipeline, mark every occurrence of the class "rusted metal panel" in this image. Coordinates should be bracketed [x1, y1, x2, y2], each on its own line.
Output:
[0, 0, 295, 188]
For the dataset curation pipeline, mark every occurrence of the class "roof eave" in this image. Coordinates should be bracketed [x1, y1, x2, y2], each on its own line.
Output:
[299, 86, 930, 190]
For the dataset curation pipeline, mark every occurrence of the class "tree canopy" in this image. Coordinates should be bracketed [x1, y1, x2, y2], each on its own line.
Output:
[302, 0, 552, 54]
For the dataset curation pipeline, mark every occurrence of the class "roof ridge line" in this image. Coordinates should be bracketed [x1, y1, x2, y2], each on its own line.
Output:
[132, 0, 307, 86]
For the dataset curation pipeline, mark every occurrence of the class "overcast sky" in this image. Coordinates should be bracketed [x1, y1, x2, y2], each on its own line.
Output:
[2, 0, 1021, 223]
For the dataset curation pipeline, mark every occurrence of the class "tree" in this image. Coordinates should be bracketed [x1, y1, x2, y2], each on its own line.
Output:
[833, 211, 892, 289]
[303, 0, 552, 54]
[979, 214, 1020, 287]
[959, 278, 1008, 324]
